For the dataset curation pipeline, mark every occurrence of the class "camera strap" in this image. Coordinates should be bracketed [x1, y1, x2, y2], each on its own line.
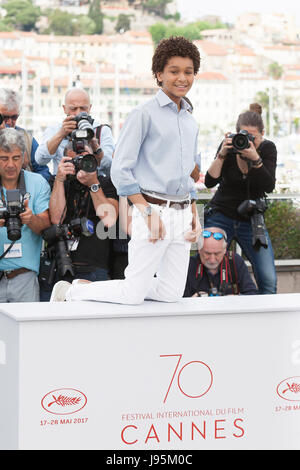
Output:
[0, 169, 27, 199]
[0, 241, 16, 261]
[95, 124, 111, 145]
[0, 170, 27, 259]
[196, 251, 239, 295]
[226, 251, 239, 294]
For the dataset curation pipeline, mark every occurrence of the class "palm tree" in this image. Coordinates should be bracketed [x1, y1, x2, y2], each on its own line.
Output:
[268, 62, 283, 138]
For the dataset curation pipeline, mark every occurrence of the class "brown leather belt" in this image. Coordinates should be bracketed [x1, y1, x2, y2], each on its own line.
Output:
[0, 267, 31, 280]
[142, 193, 190, 209]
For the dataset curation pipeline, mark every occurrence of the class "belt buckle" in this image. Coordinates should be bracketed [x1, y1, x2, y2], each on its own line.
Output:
[4, 270, 12, 279]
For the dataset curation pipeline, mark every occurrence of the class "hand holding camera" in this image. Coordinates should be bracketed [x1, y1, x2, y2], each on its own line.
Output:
[60, 115, 78, 139]
[76, 169, 98, 188]
[217, 132, 234, 159]
[19, 199, 33, 226]
[56, 156, 76, 182]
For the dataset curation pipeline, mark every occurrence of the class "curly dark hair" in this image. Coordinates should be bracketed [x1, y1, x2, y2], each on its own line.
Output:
[152, 36, 201, 86]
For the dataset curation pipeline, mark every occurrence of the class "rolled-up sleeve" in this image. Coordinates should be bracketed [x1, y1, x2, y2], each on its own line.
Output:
[111, 108, 149, 196]
[35, 126, 58, 165]
[98, 125, 114, 174]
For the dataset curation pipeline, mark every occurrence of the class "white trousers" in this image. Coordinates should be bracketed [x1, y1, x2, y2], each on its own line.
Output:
[66, 203, 192, 304]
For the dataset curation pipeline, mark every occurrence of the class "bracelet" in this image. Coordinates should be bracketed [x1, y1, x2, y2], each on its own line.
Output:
[217, 152, 226, 160]
[252, 157, 263, 167]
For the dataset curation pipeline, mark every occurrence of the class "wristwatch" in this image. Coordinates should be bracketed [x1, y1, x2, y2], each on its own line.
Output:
[94, 147, 103, 156]
[89, 183, 101, 193]
[142, 205, 152, 218]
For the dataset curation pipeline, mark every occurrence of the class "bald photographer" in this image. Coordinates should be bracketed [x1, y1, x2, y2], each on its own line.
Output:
[42, 119, 118, 297]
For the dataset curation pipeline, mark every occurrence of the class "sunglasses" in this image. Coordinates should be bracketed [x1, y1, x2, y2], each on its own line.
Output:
[2, 114, 19, 122]
[202, 230, 227, 241]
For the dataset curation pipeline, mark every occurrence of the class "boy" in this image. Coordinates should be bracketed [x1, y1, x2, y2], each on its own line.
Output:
[51, 36, 201, 304]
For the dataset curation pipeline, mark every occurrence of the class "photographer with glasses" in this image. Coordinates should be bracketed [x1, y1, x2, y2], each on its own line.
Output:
[0, 88, 51, 181]
[184, 227, 258, 297]
[204, 103, 277, 295]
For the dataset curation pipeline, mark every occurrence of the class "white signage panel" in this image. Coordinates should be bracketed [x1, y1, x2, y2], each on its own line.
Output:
[0, 295, 300, 450]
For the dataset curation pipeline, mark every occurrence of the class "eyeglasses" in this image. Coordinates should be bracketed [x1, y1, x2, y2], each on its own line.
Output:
[2, 114, 19, 122]
[202, 230, 227, 241]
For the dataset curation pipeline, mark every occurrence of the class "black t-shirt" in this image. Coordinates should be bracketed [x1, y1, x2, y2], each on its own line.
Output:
[63, 175, 118, 270]
[205, 139, 277, 220]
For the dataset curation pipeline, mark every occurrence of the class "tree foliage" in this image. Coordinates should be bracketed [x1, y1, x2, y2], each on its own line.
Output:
[44, 9, 96, 36]
[115, 14, 131, 34]
[142, 0, 172, 17]
[149, 20, 226, 45]
[88, 0, 103, 34]
[268, 61, 284, 80]
[2, 0, 41, 31]
[265, 200, 300, 259]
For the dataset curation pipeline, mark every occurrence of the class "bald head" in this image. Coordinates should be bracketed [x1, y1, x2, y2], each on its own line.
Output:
[199, 227, 227, 274]
[63, 88, 91, 116]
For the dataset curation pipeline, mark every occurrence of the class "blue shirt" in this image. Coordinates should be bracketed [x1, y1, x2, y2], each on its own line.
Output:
[14, 126, 52, 181]
[111, 89, 199, 197]
[35, 121, 114, 176]
[0, 171, 50, 274]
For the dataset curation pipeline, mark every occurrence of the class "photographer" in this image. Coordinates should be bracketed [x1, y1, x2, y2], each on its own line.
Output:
[0, 88, 51, 181]
[184, 227, 257, 297]
[46, 138, 118, 290]
[0, 128, 51, 302]
[204, 103, 277, 294]
[35, 87, 114, 177]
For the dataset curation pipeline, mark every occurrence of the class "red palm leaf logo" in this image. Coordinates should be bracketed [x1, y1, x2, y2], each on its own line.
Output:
[48, 394, 82, 408]
[41, 388, 87, 415]
[277, 377, 300, 402]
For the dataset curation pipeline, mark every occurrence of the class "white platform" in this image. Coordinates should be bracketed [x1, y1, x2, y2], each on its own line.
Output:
[1, 294, 300, 450]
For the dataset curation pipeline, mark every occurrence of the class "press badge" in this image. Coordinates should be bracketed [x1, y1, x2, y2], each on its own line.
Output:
[69, 239, 79, 251]
[3, 243, 22, 258]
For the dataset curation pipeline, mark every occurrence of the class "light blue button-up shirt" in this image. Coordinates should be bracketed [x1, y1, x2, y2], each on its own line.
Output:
[111, 89, 199, 198]
[35, 121, 114, 176]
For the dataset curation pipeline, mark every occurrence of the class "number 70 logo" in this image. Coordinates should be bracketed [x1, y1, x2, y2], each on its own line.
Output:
[160, 354, 213, 403]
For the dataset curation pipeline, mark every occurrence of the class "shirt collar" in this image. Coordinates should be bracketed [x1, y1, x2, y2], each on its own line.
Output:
[156, 89, 192, 112]
[156, 88, 173, 107]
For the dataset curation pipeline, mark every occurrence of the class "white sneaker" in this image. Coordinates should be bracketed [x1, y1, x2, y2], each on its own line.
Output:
[50, 281, 71, 302]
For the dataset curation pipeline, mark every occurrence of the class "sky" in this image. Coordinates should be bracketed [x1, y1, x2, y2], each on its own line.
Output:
[176, 0, 300, 26]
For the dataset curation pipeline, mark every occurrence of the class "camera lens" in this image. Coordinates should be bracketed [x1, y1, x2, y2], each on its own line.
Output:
[232, 133, 249, 150]
[80, 154, 98, 173]
[6, 217, 22, 241]
[77, 118, 94, 140]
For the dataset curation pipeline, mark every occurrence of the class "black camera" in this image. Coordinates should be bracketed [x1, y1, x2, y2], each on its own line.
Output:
[209, 287, 220, 297]
[71, 153, 98, 174]
[0, 114, 3, 126]
[208, 283, 233, 297]
[71, 112, 94, 153]
[237, 198, 268, 249]
[42, 217, 94, 279]
[0, 189, 25, 241]
[67, 112, 98, 175]
[228, 130, 255, 152]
